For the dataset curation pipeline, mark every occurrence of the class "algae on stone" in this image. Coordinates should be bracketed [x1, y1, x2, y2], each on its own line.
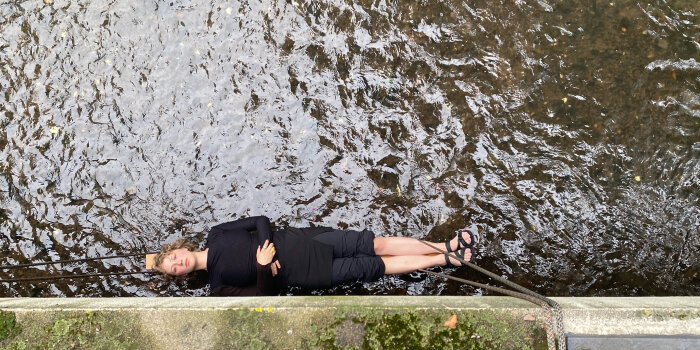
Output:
[0, 310, 156, 350]
[0, 311, 15, 341]
[302, 307, 547, 350]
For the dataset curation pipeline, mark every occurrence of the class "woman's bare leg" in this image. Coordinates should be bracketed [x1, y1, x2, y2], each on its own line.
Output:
[381, 254, 467, 274]
[373, 232, 472, 256]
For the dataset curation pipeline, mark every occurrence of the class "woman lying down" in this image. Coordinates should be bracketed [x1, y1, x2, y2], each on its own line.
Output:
[153, 216, 475, 296]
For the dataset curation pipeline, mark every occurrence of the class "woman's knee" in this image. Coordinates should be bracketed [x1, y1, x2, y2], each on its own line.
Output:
[373, 237, 386, 254]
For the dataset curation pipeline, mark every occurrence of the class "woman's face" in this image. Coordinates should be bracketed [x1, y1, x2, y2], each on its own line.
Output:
[160, 248, 196, 276]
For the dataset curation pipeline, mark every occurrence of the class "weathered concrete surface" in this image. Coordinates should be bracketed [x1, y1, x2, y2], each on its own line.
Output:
[0, 296, 698, 350]
[554, 297, 700, 336]
[567, 334, 700, 350]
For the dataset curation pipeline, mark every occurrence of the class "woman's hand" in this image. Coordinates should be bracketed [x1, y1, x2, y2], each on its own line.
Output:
[256, 240, 276, 266]
[270, 260, 281, 276]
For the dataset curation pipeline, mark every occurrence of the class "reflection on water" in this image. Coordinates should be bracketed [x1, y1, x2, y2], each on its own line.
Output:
[0, 0, 698, 297]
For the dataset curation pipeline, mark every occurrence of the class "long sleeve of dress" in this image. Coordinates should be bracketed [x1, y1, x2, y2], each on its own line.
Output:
[210, 262, 277, 296]
[214, 216, 273, 247]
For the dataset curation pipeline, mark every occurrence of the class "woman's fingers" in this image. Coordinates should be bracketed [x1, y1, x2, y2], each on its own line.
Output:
[256, 242, 277, 266]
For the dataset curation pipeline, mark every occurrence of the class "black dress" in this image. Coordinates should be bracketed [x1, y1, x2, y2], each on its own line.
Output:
[205, 216, 334, 296]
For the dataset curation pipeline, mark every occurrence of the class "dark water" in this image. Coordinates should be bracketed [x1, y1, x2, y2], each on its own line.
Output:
[0, 0, 698, 297]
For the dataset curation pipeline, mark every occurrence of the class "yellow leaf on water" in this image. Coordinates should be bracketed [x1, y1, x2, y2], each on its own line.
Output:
[635, 176, 641, 182]
[225, 7, 232, 15]
[562, 97, 568, 103]
[50, 126, 59, 134]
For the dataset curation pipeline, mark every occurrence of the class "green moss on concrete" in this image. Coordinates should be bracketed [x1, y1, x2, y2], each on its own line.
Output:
[635, 309, 700, 322]
[354, 309, 545, 350]
[0, 311, 15, 341]
[214, 309, 270, 350]
[0, 306, 548, 349]
[0, 310, 156, 350]
[225, 307, 548, 350]
[214, 307, 342, 349]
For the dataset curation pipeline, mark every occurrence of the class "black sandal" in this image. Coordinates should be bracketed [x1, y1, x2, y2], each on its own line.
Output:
[444, 246, 468, 268]
[444, 229, 475, 252]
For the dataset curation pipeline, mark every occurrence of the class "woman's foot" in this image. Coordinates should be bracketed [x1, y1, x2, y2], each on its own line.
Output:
[444, 246, 472, 267]
[445, 229, 474, 252]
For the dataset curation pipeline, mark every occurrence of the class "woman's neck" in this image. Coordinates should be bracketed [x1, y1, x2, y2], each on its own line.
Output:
[194, 248, 209, 271]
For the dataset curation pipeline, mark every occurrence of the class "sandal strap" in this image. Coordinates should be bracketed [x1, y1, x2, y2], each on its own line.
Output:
[454, 247, 466, 262]
[444, 253, 455, 268]
[456, 229, 475, 250]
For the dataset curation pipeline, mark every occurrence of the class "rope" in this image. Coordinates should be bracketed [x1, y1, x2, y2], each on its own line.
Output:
[0, 271, 156, 283]
[0, 252, 159, 270]
[416, 238, 566, 350]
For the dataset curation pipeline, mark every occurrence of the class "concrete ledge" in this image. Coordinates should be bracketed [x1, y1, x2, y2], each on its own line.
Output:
[0, 297, 698, 349]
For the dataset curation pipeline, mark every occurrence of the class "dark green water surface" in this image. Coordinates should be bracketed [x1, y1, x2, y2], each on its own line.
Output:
[0, 0, 698, 296]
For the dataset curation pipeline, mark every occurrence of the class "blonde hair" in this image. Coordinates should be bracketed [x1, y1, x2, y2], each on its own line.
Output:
[154, 239, 200, 282]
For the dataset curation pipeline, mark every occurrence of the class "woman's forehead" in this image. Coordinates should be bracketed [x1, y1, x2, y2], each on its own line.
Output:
[169, 247, 188, 254]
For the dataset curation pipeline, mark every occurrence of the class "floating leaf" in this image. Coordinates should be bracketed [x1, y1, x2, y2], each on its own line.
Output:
[635, 176, 641, 182]
[561, 97, 568, 103]
[225, 7, 232, 15]
[49, 126, 59, 134]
